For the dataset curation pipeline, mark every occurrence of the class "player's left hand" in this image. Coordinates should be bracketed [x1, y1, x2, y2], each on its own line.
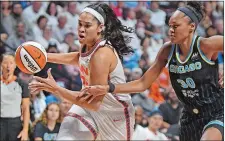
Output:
[17, 129, 28, 141]
[29, 68, 58, 95]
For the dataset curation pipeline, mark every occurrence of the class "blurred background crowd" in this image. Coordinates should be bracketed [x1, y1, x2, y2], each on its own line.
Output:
[0, 1, 223, 141]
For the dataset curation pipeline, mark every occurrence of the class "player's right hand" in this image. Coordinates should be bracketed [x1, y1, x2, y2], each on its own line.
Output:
[78, 85, 108, 103]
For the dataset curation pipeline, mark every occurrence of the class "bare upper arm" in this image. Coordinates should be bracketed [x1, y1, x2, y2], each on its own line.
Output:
[89, 47, 115, 100]
[200, 36, 224, 59]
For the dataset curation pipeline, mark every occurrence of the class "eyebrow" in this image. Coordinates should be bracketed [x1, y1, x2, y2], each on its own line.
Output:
[78, 20, 92, 25]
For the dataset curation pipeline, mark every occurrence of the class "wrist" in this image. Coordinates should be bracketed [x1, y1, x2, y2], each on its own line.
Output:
[108, 81, 115, 93]
[22, 127, 29, 132]
[106, 85, 110, 92]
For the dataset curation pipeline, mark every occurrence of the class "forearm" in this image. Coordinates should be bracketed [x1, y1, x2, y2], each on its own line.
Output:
[47, 52, 79, 66]
[113, 64, 162, 94]
[55, 86, 101, 111]
[22, 106, 30, 131]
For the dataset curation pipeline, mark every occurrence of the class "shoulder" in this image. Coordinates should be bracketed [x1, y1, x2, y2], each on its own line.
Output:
[200, 35, 223, 48]
[157, 41, 173, 61]
[91, 45, 115, 62]
[162, 41, 173, 51]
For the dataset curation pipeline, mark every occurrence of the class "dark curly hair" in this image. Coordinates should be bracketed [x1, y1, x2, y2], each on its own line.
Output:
[87, 3, 134, 60]
[185, 2, 205, 23]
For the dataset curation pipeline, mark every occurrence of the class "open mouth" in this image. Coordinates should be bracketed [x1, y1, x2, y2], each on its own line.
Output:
[79, 35, 85, 39]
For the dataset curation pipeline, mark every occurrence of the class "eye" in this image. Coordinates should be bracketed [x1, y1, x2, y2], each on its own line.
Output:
[85, 24, 91, 28]
[79, 22, 82, 27]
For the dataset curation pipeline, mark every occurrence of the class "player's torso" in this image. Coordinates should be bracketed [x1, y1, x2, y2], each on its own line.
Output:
[168, 35, 223, 108]
[79, 40, 131, 104]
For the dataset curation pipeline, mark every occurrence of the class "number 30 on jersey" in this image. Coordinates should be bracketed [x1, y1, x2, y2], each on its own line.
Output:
[177, 78, 196, 88]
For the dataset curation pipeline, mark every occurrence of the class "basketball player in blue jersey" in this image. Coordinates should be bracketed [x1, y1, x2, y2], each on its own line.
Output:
[29, 3, 135, 140]
[80, 2, 224, 141]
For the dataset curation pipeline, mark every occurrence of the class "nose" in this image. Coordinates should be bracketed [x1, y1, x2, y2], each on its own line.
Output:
[169, 27, 175, 34]
[79, 26, 85, 33]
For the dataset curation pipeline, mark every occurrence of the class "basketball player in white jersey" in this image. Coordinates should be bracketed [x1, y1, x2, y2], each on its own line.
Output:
[29, 3, 135, 140]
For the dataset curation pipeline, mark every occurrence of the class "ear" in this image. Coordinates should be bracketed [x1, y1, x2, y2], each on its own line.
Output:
[189, 23, 195, 32]
[98, 24, 105, 33]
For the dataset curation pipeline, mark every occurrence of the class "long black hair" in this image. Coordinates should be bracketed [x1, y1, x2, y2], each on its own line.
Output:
[87, 3, 134, 60]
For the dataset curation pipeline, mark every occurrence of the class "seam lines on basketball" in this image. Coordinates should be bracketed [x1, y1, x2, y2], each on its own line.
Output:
[29, 44, 47, 62]
[18, 46, 30, 73]
[22, 45, 42, 69]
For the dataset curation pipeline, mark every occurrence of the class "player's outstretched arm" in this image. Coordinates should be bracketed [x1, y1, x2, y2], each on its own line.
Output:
[28, 68, 102, 111]
[111, 42, 171, 93]
[47, 52, 80, 66]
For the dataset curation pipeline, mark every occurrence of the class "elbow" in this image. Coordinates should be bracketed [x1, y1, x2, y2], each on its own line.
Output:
[138, 79, 149, 92]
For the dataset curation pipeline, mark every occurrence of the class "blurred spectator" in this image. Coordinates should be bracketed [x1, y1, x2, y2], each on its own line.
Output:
[136, 10, 154, 39]
[131, 68, 156, 114]
[159, 87, 183, 129]
[215, 18, 223, 35]
[33, 15, 48, 40]
[59, 98, 72, 119]
[52, 12, 71, 43]
[22, 1, 46, 27]
[149, 1, 166, 28]
[148, 80, 165, 104]
[134, 105, 144, 125]
[158, 67, 170, 89]
[35, 25, 60, 49]
[0, 22, 7, 57]
[33, 103, 61, 141]
[123, 50, 141, 70]
[59, 29, 79, 53]
[132, 90, 155, 114]
[30, 79, 47, 121]
[1, 1, 12, 18]
[144, 110, 168, 140]
[65, 2, 79, 37]
[132, 105, 149, 140]
[2, 2, 32, 37]
[46, 2, 58, 27]
[5, 21, 33, 52]
[111, 1, 124, 17]
[205, 25, 218, 38]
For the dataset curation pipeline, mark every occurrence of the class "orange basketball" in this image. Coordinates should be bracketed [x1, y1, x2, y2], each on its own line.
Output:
[15, 41, 47, 74]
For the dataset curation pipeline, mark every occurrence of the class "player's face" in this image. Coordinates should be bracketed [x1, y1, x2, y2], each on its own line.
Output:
[47, 104, 60, 121]
[148, 115, 163, 130]
[1, 55, 16, 76]
[78, 12, 102, 45]
[168, 10, 194, 44]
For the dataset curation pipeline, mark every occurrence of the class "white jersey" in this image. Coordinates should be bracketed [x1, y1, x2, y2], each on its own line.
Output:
[57, 40, 135, 140]
[79, 39, 131, 101]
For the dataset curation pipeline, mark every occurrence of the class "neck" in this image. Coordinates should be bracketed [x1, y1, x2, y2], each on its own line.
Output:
[2, 73, 13, 81]
[47, 120, 56, 127]
[148, 126, 157, 134]
[178, 33, 194, 56]
[85, 36, 102, 51]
